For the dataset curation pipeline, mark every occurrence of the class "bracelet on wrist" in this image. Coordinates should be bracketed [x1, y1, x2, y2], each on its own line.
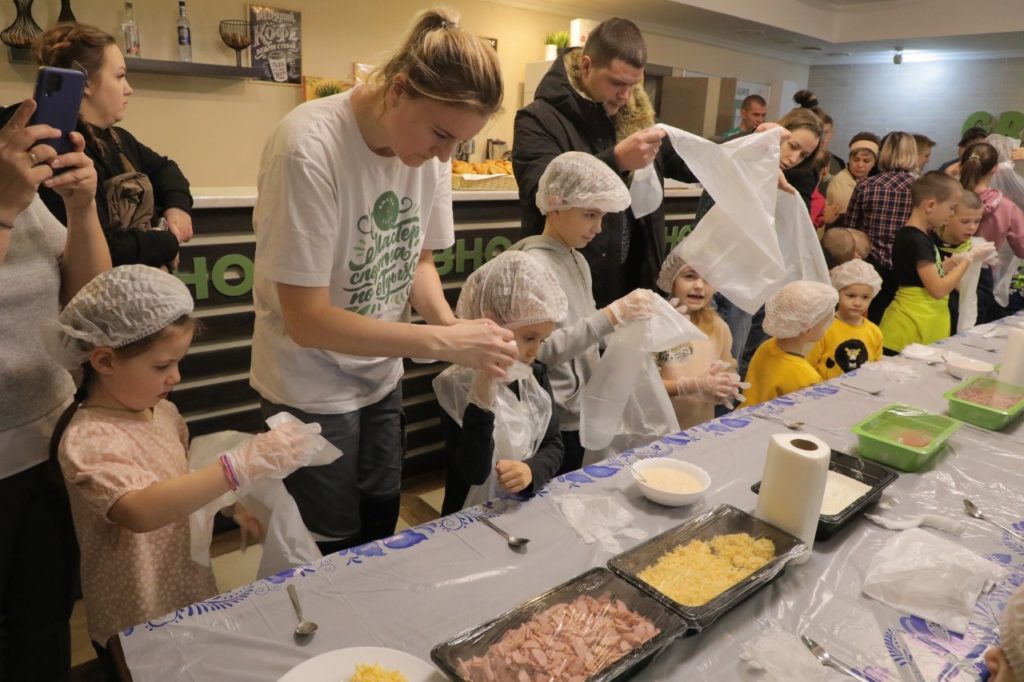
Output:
[219, 454, 240, 491]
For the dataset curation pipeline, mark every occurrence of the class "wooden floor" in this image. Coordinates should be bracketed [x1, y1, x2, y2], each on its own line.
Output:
[69, 470, 446, 681]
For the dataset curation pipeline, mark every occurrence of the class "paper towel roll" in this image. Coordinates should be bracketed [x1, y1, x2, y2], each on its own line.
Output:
[755, 433, 830, 565]
[999, 328, 1024, 387]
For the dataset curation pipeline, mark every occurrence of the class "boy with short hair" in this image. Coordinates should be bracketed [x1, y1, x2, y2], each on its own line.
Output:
[879, 172, 995, 353]
[807, 260, 884, 379]
[932, 190, 990, 331]
[741, 281, 838, 407]
[821, 227, 871, 269]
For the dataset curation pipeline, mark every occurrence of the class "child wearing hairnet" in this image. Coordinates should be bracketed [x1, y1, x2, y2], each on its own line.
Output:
[806, 259, 884, 379]
[742, 280, 838, 407]
[509, 151, 668, 472]
[43, 265, 320, 664]
[986, 582, 1023, 682]
[655, 248, 744, 428]
[433, 252, 568, 513]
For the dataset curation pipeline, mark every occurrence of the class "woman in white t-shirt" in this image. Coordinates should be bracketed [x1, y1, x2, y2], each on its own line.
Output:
[251, 9, 516, 552]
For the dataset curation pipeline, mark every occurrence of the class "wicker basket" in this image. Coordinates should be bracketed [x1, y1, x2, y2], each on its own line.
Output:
[451, 174, 518, 191]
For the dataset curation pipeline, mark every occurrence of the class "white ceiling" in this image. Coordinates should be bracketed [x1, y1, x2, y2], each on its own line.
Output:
[490, 0, 1024, 65]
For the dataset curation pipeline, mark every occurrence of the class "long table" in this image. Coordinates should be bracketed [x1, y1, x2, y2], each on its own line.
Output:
[118, 318, 1024, 681]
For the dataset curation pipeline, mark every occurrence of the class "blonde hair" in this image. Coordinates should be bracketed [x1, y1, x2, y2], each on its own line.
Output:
[877, 132, 918, 172]
[370, 9, 502, 116]
[777, 107, 824, 138]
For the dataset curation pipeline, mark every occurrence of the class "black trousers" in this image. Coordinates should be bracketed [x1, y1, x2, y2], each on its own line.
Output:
[0, 461, 78, 682]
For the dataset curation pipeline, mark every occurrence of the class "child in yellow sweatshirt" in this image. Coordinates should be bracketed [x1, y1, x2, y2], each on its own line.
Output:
[742, 281, 838, 407]
[807, 259, 884, 379]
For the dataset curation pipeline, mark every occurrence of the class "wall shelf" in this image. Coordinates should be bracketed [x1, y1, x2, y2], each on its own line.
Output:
[7, 46, 257, 79]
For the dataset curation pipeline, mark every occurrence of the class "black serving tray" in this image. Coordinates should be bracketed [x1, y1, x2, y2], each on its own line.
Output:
[750, 449, 899, 541]
[607, 504, 805, 632]
[431, 567, 686, 681]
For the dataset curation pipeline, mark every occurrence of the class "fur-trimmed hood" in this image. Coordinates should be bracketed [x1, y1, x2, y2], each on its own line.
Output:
[533, 47, 655, 143]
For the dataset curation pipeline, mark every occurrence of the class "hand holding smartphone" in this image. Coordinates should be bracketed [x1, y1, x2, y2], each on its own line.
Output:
[29, 66, 85, 157]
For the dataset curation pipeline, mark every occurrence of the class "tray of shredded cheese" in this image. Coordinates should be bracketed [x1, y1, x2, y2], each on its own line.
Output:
[607, 504, 805, 631]
[431, 567, 685, 681]
[751, 449, 898, 541]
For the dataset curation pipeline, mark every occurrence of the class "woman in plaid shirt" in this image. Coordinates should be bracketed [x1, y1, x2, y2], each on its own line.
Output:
[845, 132, 918, 322]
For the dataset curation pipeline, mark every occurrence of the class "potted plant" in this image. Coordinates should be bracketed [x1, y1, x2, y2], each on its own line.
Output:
[543, 31, 570, 61]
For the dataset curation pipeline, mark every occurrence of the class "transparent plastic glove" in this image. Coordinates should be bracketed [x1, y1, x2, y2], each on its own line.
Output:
[970, 240, 997, 264]
[666, 297, 689, 317]
[468, 370, 498, 411]
[224, 420, 321, 488]
[606, 288, 655, 325]
[676, 360, 743, 405]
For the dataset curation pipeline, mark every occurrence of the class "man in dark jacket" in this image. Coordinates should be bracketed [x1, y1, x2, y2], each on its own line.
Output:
[513, 18, 696, 307]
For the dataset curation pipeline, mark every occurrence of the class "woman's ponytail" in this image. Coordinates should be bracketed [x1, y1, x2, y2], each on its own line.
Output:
[959, 142, 997, 191]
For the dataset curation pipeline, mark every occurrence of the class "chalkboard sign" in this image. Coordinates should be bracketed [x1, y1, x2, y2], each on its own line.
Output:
[248, 5, 301, 84]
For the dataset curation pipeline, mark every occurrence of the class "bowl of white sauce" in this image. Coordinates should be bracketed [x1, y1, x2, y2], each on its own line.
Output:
[630, 458, 710, 506]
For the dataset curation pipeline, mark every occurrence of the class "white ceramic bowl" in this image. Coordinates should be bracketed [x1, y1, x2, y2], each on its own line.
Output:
[945, 354, 995, 380]
[631, 458, 711, 507]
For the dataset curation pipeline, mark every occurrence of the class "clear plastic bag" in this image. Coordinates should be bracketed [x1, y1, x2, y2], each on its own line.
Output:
[433, 364, 552, 508]
[862, 527, 1007, 633]
[775, 188, 831, 287]
[580, 296, 703, 451]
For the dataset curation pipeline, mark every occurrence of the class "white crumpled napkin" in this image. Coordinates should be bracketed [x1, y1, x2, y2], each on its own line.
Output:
[864, 512, 966, 535]
[856, 360, 920, 383]
[555, 492, 647, 554]
[740, 630, 847, 681]
[900, 343, 946, 362]
[862, 528, 1007, 633]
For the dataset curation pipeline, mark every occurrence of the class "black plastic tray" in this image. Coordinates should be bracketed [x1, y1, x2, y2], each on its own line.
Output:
[431, 567, 686, 681]
[750, 449, 899, 541]
[607, 504, 805, 632]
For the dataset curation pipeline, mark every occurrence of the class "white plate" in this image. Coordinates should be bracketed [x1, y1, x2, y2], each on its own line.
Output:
[279, 647, 443, 682]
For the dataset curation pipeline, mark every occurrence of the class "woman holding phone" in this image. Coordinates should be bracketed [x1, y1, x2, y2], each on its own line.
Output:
[0, 99, 109, 681]
[252, 8, 517, 553]
[3, 23, 194, 269]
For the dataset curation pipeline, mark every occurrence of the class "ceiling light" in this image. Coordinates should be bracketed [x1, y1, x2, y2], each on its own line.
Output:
[827, 52, 851, 57]
[735, 28, 764, 37]
[893, 46, 903, 65]
[801, 46, 823, 53]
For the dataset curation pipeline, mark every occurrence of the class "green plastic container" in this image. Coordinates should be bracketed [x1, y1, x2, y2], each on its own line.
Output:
[851, 403, 960, 472]
[945, 376, 1024, 430]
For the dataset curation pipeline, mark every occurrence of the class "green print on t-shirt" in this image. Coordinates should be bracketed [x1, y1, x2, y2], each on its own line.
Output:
[345, 190, 423, 315]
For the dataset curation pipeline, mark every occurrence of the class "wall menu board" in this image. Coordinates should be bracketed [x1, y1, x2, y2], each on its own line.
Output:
[248, 5, 301, 84]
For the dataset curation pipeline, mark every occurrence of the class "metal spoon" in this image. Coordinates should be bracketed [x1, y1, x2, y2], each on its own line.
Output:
[801, 635, 866, 680]
[478, 516, 529, 549]
[752, 412, 805, 430]
[287, 583, 318, 638]
[962, 499, 1024, 541]
[625, 461, 649, 483]
[961, 341, 998, 354]
[840, 381, 883, 396]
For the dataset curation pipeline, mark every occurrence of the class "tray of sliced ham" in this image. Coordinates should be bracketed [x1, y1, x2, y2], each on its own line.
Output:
[430, 567, 685, 681]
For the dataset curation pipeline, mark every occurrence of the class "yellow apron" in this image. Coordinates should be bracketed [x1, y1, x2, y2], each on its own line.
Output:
[880, 286, 950, 352]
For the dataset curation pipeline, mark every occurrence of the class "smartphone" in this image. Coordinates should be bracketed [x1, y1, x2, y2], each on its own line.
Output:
[29, 66, 85, 156]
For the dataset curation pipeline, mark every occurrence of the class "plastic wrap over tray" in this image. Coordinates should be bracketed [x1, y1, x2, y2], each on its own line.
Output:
[607, 504, 806, 631]
[430, 567, 685, 681]
[751, 449, 899, 541]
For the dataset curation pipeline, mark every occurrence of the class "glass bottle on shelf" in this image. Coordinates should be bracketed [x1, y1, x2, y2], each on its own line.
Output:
[176, 0, 192, 62]
[121, 0, 140, 58]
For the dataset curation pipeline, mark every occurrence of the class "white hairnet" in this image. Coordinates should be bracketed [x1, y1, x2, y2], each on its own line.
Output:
[536, 151, 631, 215]
[456, 251, 567, 329]
[830, 258, 882, 297]
[44, 264, 195, 373]
[657, 243, 690, 294]
[763, 280, 838, 339]
[1003, 583, 1024, 678]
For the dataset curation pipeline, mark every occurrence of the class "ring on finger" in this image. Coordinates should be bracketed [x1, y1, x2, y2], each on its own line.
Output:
[27, 149, 38, 165]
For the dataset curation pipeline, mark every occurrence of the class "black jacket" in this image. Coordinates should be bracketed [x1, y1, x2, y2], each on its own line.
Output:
[440, 361, 563, 515]
[0, 105, 189, 267]
[512, 50, 696, 307]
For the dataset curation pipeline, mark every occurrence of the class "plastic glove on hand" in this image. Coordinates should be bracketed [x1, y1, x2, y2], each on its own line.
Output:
[969, 241, 997, 264]
[224, 420, 321, 488]
[667, 297, 689, 317]
[676, 361, 743, 405]
[606, 289, 655, 325]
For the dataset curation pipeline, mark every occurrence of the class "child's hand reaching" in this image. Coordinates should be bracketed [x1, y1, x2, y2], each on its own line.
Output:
[605, 289, 655, 325]
[970, 240, 998, 264]
[223, 421, 321, 488]
[495, 460, 532, 494]
[676, 361, 744, 406]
